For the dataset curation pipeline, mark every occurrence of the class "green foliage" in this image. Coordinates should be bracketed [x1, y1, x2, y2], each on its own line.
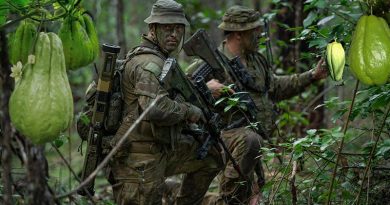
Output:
[296, 0, 362, 52]
[53, 134, 68, 148]
[177, 0, 224, 30]
[0, 1, 9, 25]
[351, 83, 390, 120]
[261, 0, 390, 204]
[2, 0, 389, 204]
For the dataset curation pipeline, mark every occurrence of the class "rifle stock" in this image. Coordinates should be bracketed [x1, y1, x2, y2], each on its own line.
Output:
[183, 30, 228, 83]
[78, 44, 121, 196]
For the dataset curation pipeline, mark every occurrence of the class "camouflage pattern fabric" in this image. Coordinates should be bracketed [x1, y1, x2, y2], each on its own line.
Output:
[110, 36, 223, 205]
[217, 43, 313, 204]
[220, 41, 314, 137]
[186, 40, 314, 205]
[218, 5, 264, 31]
[218, 127, 263, 204]
[144, 0, 189, 26]
[111, 135, 223, 205]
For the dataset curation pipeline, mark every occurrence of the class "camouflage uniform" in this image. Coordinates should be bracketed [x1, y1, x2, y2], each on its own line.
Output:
[109, 1, 223, 204]
[189, 5, 317, 204]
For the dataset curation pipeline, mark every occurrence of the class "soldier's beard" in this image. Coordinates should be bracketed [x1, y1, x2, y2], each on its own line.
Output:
[155, 27, 184, 55]
[241, 30, 261, 53]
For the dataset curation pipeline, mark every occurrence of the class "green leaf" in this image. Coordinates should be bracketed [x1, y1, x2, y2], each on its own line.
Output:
[376, 139, 390, 159]
[293, 137, 310, 148]
[306, 129, 317, 135]
[300, 28, 312, 36]
[0, 2, 9, 25]
[0, 11, 7, 25]
[78, 112, 90, 125]
[11, 0, 31, 8]
[308, 38, 328, 48]
[304, 0, 315, 4]
[226, 97, 239, 108]
[52, 135, 67, 148]
[303, 11, 317, 28]
[370, 94, 390, 109]
[331, 108, 348, 122]
[215, 97, 226, 106]
[224, 104, 234, 112]
[314, 0, 327, 9]
[317, 15, 335, 26]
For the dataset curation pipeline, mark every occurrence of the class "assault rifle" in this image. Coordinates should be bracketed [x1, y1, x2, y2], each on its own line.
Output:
[183, 29, 264, 135]
[159, 58, 244, 178]
[78, 44, 121, 196]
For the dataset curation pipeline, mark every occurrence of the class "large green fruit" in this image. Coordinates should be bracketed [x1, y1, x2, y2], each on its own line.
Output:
[9, 32, 74, 144]
[326, 41, 345, 81]
[59, 13, 99, 70]
[349, 15, 390, 85]
[9, 20, 37, 65]
[83, 14, 99, 59]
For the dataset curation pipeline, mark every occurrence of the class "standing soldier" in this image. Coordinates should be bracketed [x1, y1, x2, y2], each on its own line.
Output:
[188, 5, 328, 204]
[109, 0, 224, 204]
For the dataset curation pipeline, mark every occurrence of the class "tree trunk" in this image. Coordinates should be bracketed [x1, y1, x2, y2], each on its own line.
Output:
[116, 0, 127, 58]
[0, 29, 14, 205]
[26, 145, 55, 205]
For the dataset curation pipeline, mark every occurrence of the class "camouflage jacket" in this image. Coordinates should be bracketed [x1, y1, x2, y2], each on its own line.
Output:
[114, 35, 192, 148]
[188, 41, 315, 137]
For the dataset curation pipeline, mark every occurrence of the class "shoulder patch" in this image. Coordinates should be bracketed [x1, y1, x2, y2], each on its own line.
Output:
[143, 62, 162, 77]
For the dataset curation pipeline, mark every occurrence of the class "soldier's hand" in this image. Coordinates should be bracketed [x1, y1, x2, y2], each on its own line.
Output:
[186, 104, 205, 123]
[206, 79, 235, 98]
[311, 58, 328, 80]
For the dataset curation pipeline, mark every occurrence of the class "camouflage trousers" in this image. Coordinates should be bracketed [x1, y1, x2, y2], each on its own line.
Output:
[109, 134, 224, 205]
[218, 127, 265, 205]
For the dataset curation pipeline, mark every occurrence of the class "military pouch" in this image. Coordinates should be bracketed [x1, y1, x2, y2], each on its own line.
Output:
[104, 67, 124, 134]
[76, 60, 126, 141]
[104, 91, 123, 133]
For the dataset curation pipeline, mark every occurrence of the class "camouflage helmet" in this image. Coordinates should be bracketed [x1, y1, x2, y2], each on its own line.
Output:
[218, 5, 264, 31]
[144, 0, 189, 26]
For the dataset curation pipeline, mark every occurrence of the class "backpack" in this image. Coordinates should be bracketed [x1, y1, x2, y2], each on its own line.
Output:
[76, 46, 166, 141]
[76, 59, 126, 141]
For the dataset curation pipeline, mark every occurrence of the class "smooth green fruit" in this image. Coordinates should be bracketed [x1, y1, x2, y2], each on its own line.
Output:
[326, 41, 345, 81]
[9, 32, 74, 144]
[83, 14, 99, 58]
[59, 13, 99, 70]
[9, 20, 37, 65]
[349, 15, 390, 85]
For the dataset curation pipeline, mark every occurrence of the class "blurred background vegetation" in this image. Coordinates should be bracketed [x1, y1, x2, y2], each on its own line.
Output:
[1, 0, 390, 204]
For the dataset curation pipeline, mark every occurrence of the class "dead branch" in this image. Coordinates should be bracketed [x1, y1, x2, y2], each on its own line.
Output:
[55, 95, 161, 199]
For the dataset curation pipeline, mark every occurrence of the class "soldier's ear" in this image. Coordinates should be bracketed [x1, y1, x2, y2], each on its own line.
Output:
[149, 24, 157, 39]
[149, 24, 155, 34]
